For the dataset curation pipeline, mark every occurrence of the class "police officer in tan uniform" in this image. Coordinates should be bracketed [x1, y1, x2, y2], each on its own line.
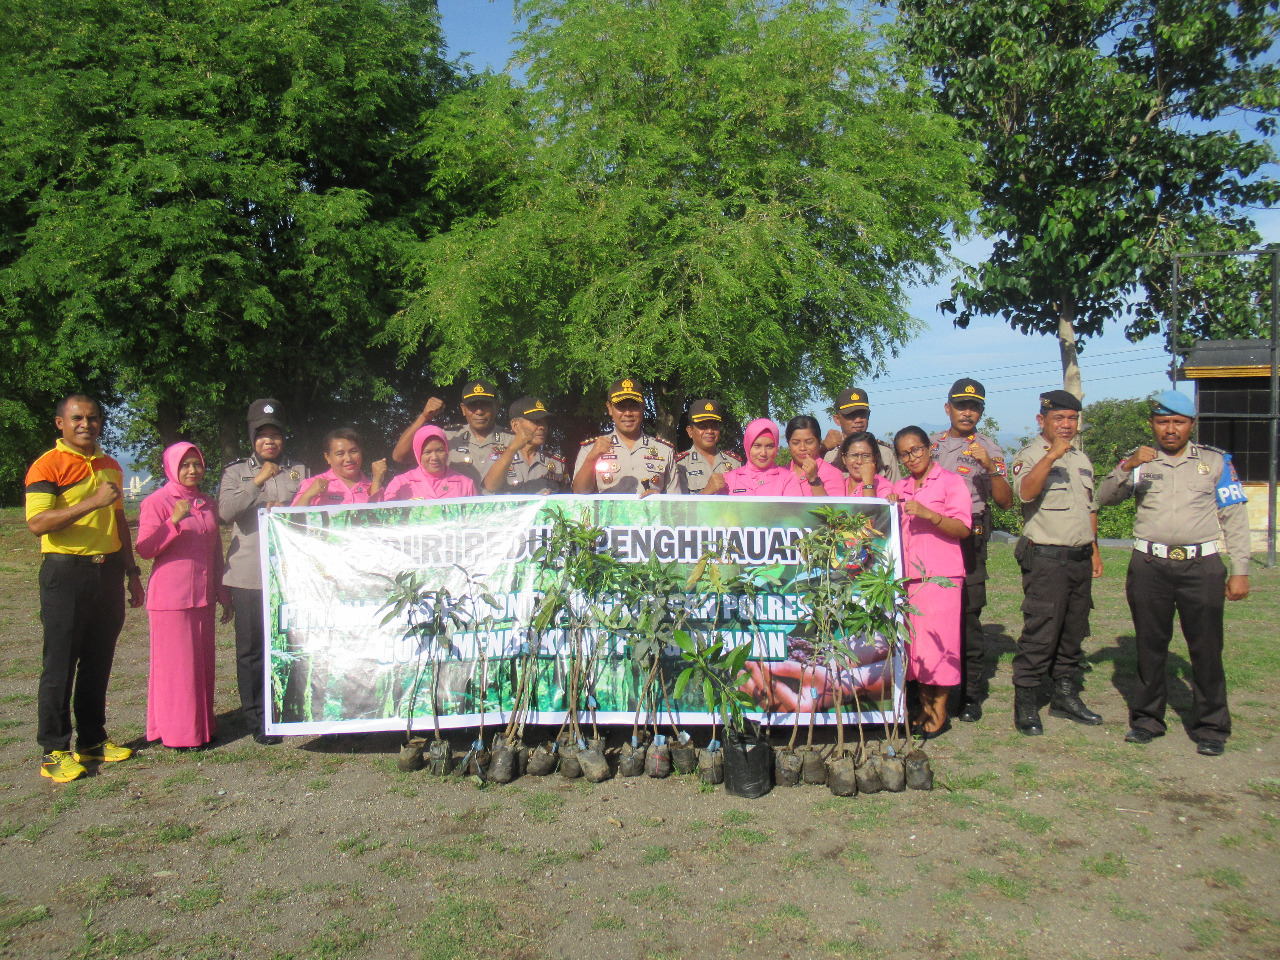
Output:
[1097, 391, 1251, 757]
[219, 399, 308, 744]
[822, 387, 900, 482]
[482, 397, 567, 495]
[930, 378, 1013, 722]
[676, 399, 742, 494]
[1008, 391, 1104, 736]
[391, 380, 514, 489]
[573, 378, 676, 495]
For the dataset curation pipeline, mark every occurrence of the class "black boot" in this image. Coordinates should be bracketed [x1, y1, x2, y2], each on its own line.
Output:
[1014, 687, 1042, 736]
[1049, 678, 1103, 725]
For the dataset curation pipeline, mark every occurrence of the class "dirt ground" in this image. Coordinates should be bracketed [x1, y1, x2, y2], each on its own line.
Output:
[0, 507, 1277, 960]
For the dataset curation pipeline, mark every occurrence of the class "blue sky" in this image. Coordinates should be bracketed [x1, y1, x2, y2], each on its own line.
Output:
[436, 0, 1279, 442]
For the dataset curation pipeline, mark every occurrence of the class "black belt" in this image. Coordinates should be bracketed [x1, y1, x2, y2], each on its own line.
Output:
[1030, 543, 1092, 562]
[43, 552, 121, 566]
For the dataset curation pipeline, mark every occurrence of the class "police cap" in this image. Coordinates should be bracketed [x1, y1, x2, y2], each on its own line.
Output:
[1151, 390, 1196, 418]
[510, 397, 551, 422]
[1039, 390, 1081, 413]
[948, 378, 986, 403]
[461, 380, 499, 404]
[688, 399, 723, 423]
[608, 378, 645, 404]
[836, 387, 871, 412]
[248, 398, 285, 436]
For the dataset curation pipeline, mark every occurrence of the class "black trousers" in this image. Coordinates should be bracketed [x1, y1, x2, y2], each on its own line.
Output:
[959, 519, 989, 701]
[229, 587, 267, 735]
[1125, 551, 1229, 742]
[37, 553, 126, 752]
[1012, 551, 1092, 687]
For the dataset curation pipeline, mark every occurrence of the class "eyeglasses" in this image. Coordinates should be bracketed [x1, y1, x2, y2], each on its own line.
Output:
[896, 445, 928, 461]
[843, 453, 875, 462]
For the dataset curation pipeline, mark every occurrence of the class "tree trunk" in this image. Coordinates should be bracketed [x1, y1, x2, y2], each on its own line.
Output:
[220, 408, 242, 466]
[1057, 295, 1086, 446]
[155, 399, 184, 449]
[651, 381, 685, 446]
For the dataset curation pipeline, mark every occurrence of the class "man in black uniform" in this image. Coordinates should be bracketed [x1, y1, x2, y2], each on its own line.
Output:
[1008, 391, 1104, 736]
[1097, 391, 1251, 756]
[929, 378, 1013, 722]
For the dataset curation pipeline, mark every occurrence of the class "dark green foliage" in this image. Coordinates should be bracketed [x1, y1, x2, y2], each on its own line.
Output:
[0, 0, 468, 498]
[896, 0, 1280, 389]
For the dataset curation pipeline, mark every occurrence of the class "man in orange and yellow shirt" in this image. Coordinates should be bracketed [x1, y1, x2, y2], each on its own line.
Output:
[25, 395, 144, 782]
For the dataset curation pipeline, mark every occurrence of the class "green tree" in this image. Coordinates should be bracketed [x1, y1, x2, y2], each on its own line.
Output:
[0, 0, 465, 498]
[1082, 396, 1155, 472]
[388, 0, 977, 436]
[895, 0, 1280, 400]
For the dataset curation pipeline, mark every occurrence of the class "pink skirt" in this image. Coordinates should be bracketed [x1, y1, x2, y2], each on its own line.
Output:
[905, 578, 962, 687]
[147, 607, 217, 747]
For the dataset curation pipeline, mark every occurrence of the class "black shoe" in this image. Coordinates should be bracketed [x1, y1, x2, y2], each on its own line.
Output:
[1124, 727, 1154, 745]
[1196, 739, 1225, 757]
[919, 720, 951, 742]
[1014, 689, 1042, 736]
[1049, 679, 1104, 725]
[253, 733, 283, 746]
[958, 700, 983, 723]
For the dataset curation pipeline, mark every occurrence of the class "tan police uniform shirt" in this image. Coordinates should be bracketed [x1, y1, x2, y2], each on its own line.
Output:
[445, 425, 514, 490]
[1096, 444, 1251, 575]
[487, 447, 567, 495]
[676, 448, 742, 493]
[824, 439, 901, 482]
[1010, 439, 1096, 547]
[574, 431, 677, 494]
[929, 431, 1007, 521]
[219, 454, 309, 590]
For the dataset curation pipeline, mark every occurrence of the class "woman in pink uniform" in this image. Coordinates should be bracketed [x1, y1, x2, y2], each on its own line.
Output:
[292, 428, 388, 506]
[892, 426, 971, 739]
[785, 415, 843, 496]
[840, 432, 894, 499]
[701, 418, 804, 496]
[381, 425, 478, 501]
[135, 443, 232, 749]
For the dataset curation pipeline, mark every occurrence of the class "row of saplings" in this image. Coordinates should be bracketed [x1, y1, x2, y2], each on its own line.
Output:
[383, 505, 935, 799]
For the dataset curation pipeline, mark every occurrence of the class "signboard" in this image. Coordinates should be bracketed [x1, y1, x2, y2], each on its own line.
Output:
[261, 495, 904, 736]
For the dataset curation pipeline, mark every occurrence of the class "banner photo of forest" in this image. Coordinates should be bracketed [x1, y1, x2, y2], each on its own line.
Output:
[260, 496, 904, 736]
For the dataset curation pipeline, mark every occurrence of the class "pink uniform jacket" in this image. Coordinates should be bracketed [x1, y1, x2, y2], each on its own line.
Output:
[791, 457, 844, 494]
[893, 462, 972, 580]
[135, 443, 229, 611]
[845, 474, 895, 499]
[382, 425, 478, 501]
[291, 468, 375, 507]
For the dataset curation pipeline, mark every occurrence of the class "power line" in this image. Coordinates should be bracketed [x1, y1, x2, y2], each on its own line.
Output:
[861, 344, 1165, 393]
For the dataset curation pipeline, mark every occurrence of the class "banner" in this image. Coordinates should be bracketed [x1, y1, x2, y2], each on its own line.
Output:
[261, 495, 904, 735]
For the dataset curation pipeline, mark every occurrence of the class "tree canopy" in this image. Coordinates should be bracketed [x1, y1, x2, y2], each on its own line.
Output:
[895, 0, 1280, 398]
[387, 0, 978, 434]
[0, 0, 465, 495]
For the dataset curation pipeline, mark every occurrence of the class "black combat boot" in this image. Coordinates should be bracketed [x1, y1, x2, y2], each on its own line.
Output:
[1049, 678, 1103, 725]
[1014, 687, 1042, 736]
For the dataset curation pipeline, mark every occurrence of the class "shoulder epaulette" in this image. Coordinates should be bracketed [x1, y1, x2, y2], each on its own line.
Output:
[652, 437, 675, 450]
[579, 437, 596, 447]
[546, 452, 566, 465]
[724, 452, 743, 464]
[224, 458, 248, 468]
[1196, 443, 1229, 458]
[675, 450, 691, 462]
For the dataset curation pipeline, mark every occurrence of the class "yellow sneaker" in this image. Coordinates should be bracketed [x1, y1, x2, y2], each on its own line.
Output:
[74, 740, 133, 763]
[40, 751, 87, 783]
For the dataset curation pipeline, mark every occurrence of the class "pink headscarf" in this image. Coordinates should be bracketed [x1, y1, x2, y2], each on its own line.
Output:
[162, 442, 206, 500]
[721, 419, 803, 496]
[382, 425, 477, 501]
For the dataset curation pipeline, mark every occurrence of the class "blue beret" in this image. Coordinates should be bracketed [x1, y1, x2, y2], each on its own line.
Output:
[1151, 390, 1196, 418]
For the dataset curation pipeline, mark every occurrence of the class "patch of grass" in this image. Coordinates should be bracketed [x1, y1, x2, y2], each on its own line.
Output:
[161, 769, 207, 789]
[198, 746, 256, 765]
[520, 792, 564, 825]
[1219, 834, 1246, 849]
[945, 770, 1001, 792]
[723, 808, 755, 825]
[1197, 866, 1245, 889]
[712, 826, 769, 850]
[840, 842, 872, 865]
[307, 778, 330, 791]
[589, 837, 606, 852]
[428, 843, 480, 863]
[1003, 809, 1053, 836]
[413, 896, 500, 960]
[783, 850, 815, 871]
[374, 857, 415, 879]
[592, 914, 627, 931]
[825, 938, 874, 958]
[962, 868, 1030, 901]
[335, 831, 383, 856]
[1083, 852, 1128, 878]
[250, 886, 291, 904]
[174, 882, 223, 913]
[628, 883, 676, 906]
[0, 904, 49, 935]
[532, 848, 585, 868]
[205, 830, 245, 849]
[306, 916, 374, 959]
[154, 823, 197, 844]
[639, 816, 665, 828]
[1189, 918, 1224, 949]
[0, 822, 20, 839]
[642, 845, 671, 865]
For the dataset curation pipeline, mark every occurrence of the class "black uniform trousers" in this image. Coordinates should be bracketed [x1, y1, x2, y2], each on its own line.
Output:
[37, 553, 126, 752]
[1011, 549, 1092, 688]
[230, 587, 268, 735]
[1125, 551, 1230, 743]
[959, 513, 989, 701]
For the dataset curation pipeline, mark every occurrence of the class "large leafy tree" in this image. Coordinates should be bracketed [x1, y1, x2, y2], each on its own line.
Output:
[0, 0, 463, 497]
[895, 0, 1280, 399]
[388, 0, 977, 435]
